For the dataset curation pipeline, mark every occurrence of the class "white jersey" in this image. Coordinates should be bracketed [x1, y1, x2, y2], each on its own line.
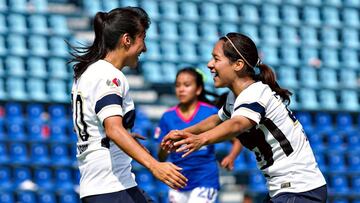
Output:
[71, 60, 137, 198]
[218, 82, 326, 197]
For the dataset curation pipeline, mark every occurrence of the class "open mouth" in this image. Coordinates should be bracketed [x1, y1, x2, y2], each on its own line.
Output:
[211, 72, 219, 79]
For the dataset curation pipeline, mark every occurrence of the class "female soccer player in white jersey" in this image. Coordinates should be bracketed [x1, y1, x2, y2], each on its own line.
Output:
[69, 7, 187, 203]
[162, 33, 327, 203]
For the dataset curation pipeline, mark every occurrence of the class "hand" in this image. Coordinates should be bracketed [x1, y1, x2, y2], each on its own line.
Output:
[131, 133, 149, 153]
[161, 130, 184, 152]
[220, 155, 236, 171]
[150, 161, 188, 190]
[173, 132, 206, 158]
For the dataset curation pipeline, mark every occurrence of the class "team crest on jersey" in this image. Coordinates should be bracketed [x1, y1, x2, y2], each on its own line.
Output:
[106, 78, 121, 87]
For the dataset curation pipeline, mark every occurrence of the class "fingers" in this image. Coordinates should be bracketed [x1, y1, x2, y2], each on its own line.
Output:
[181, 148, 195, 158]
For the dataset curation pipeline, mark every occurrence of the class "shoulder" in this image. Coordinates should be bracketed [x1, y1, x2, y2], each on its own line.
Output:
[161, 106, 177, 118]
[199, 102, 218, 112]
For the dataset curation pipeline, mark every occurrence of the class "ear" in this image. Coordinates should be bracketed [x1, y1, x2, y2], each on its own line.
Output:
[196, 86, 202, 96]
[119, 33, 132, 48]
[234, 59, 245, 71]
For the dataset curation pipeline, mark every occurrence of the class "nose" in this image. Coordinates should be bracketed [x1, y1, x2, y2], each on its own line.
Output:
[142, 43, 147, 52]
[207, 60, 214, 70]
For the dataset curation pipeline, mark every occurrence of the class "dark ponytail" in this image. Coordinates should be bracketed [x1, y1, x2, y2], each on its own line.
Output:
[257, 63, 292, 104]
[69, 7, 150, 80]
[221, 33, 292, 105]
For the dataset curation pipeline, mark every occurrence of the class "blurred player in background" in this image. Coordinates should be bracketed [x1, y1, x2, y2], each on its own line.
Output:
[162, 33, 327, 203]
[69, 7, 187, 203]
[155, 67, 242, 203]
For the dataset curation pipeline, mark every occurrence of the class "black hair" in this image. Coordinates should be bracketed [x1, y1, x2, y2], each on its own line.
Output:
[176, 67, 218, 105]
[220, 32, 292, 105]
[69, 7, 150, 80]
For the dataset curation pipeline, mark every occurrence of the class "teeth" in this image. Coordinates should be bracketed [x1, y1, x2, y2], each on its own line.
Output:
[211, 72, 218, 77]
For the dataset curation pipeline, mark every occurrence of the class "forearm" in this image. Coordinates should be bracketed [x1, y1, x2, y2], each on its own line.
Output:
[184, 115, 221, 134]
[108, 127, 157, 170]
[158, 147, 168, 162]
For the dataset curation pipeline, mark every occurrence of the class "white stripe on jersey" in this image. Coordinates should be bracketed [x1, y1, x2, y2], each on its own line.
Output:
[218, 82, 326, 197]
[72, 60, 137, 198]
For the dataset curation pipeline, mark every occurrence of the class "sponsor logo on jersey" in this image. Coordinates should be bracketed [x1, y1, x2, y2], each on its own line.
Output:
[106, 78, 121, 87]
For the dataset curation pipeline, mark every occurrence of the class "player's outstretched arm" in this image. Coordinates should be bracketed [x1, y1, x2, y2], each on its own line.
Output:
[174, 116, 255, 158]
[104, 116, 187, 190]
[220, 138, 243, 171]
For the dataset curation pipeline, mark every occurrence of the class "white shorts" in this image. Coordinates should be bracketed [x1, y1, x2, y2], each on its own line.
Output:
[168, 187, 218, 203]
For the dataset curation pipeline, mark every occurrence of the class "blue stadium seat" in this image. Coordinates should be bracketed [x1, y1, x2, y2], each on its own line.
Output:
[281, 5, 300, 26]
[327, 132, 345, 150]
[49, 15, 69, 36]
[319, 69, 338, 88]
[0, 35, 6, 56]
[9, 0, 27, 12]
[32, 0, 48, 13]
[0, 13, 6, 34]
[260, 25, 279, 45]
[141, 0, 159, 20]
[322, 7, 340, 27]
[59, 192, 79, 203]
[295, 112, 313, 133]
[47, 79, 69, 103]
[160, 41, 178, 62]
[277, 66, 298, 88]
[49, 37, 68, 57]
[220, 3, 239, 22]
[28, 123, 46, 141]
[198, 41, 213, 62]
[220, 23, 239, 36]
[199, 22, 219, 42]
[314, 152, 327, 172]
[5, 56, 26, 77]
[0, 78, 6, 100]
[50, 123, 69, 142]
[7, 35, 27, 56]
[48, 58, 68, 79]
[351, 176, 360, 193]
[34, 167, 54, 191]
[233, 152, 247, 172]
[280, 46, 300, 66]
[299, 66, 318, 88]
[200, 2, 220, 22]
[178, 22, 199, 42]
[321, 28, 339, 48]
[298, 89, 319, 110]
[55, 168, 73, 192]
[240, 4, 259, 24]
[309, 132, 325, 153]
[240, 24, 260, 44]
[300, 47, 321, 67]
[13, 167, 31, 187]
[161, 62, 177, 83]
[5, 102, 23, 124]
[340, 90, 359, 111]
[179, 42, 197, 63]
[27, 57, 48, 79]
[38, 191, 56, 203]
[260, 45, 279, 66]
[30, 143, 50, 166]
[303, 0, 321, 6]
[336, 113, 354, 133]
[318, 90, 338, 111]
[343, 0, 360, 7]
[339, 69, 357, 89]
[299, 27, 319, 47]
[342, 28, 359, 49]
[328, 153, 346, 172]
[8, 13, 27, 33]
[101, 0, 118, 12]
[248, 172, 267, 193]
[158, 21, 178, 41]
[145, 22, 158, 40]
[28, 15, 48, 34]
[179, 2, 198, 21]
[342, 8, 359, 27]
[330, 175, 350, 195]
[0, 142, 8, 164]
[142, 40, 161, 61]
[314, 112, 333, 133]
[261, 4, 280, 25]
[332, 199, 349, 203]
[159, 1, 179, 20]
[8, 123, 26, 141]
[341, 49, 359, 70]
[28, 35, 48, 57]
[323, 0, 342, 7]
[348, 153, 360, 172]
[280, 26, 299, 46]
[27, 78, 48, 102]
[27, 103, 45, 123]
[303, 6, 321, 27]
[50, 144, 70, 166]
[141, 61, 162, 83]
[0, 191, 14, 203]
[10, 142, 29, 164]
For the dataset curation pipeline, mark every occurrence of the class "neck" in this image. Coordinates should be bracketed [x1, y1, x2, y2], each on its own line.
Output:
[178, 100, 198, 113]
[231, 78, 255, 97]
[104, 50, 126, 70]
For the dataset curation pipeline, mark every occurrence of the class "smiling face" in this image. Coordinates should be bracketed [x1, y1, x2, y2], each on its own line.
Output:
[207, 40, 237, 88]
[124, 32, 147, 68]
[175, 72, 201, 105]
